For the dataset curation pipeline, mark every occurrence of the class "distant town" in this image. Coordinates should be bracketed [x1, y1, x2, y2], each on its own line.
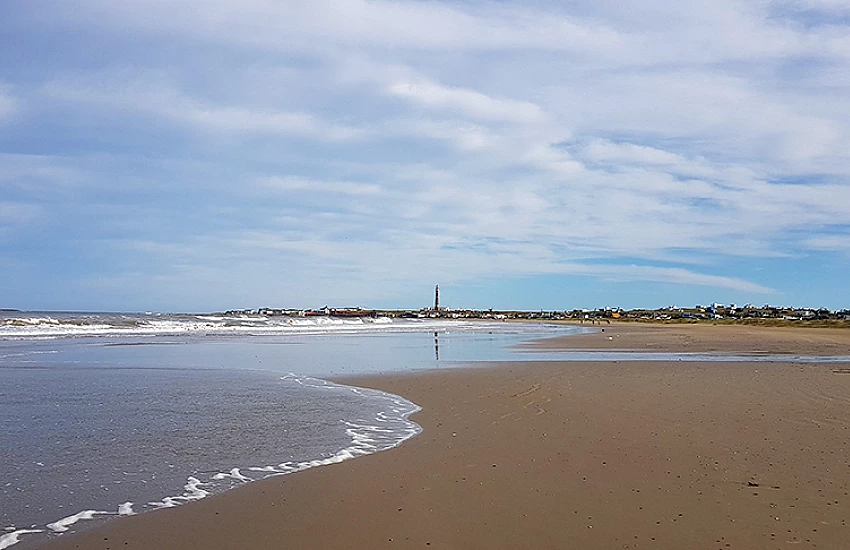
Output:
[223, 304, 850, 323]
[223, 286, 850, 325]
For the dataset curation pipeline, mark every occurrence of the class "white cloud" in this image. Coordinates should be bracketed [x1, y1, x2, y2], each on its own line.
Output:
[0, 202, 43, 224]
[775, 0, 850, 15]
[260, 176, 382, 196]
[102, 221, 774, 311]
[567, 264, 775, 294]
[582, 140, 690, 167]
[50, 0, 850, 75]
[545, 69, 850, 173]
[804, 234, 850, 252]
[387, 79, 546, 124]
[178, 105, 361, 141]
[0, 86, 19, 122]
[396, 119, 500, 152]
[0, 154, 86, 190]
[42, 75, 361, 141]
[63, 0, 627, 56]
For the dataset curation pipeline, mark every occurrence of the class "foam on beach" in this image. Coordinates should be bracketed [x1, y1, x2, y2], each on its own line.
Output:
[47, 510, 112, 533]
[0, 313, 460, 339]
[238, 376, 422, 476]
[147, 477, 210, 509]
[0, 530, 43, 550]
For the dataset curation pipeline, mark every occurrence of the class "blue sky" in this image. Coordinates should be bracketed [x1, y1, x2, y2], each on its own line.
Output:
[1, 0, 849, 313]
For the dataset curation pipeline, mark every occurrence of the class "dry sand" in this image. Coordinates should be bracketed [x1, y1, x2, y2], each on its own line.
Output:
[39, 324, 850, 549]
[533, 321, 850, 355]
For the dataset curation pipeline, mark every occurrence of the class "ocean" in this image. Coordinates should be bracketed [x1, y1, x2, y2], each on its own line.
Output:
[0, 312, 579, 549]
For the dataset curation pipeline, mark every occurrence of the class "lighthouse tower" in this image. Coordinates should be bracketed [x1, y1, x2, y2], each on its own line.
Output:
[434, 285, 440, 311]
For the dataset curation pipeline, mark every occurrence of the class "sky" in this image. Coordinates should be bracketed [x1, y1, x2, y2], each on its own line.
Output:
[1, 0, 849, 313]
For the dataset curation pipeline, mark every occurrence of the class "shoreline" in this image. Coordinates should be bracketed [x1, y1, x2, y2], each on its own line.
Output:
[35, 324, 850, 549]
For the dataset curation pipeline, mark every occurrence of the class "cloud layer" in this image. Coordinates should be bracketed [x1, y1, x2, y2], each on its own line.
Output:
[1, 1, 849, 311]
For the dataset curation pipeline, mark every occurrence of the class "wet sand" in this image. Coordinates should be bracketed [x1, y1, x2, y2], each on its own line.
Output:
[40, 324, 850, 549]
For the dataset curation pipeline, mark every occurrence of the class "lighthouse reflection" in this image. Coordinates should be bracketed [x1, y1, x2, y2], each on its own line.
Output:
[434, 331, 440, 361]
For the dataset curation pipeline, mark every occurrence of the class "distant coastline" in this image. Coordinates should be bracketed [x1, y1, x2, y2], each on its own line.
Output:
[3, 304, 849, 326]
[222, 304, 850, 326]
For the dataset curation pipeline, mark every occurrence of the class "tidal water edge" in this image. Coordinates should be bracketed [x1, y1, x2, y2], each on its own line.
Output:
[0, 314, 578, 549]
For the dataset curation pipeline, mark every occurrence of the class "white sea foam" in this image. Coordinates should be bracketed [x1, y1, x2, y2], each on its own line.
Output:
[0, 314, 474, 339]
[213, 468, 253, 483]
[0, 530, 43, 550]
[2, 501, 139, 548]
[47, 510, 110, 533]
[148, 477, 209, 509]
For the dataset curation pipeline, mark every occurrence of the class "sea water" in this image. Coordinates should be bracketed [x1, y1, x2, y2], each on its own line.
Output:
[0, 313, 580, 549]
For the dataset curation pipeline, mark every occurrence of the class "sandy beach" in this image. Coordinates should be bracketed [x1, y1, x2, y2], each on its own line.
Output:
[535, 322, 850, 355]
[39, 324, 850, 549]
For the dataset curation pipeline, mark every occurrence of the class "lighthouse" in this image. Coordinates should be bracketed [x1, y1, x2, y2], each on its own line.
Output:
[434, 285, 440, 311]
